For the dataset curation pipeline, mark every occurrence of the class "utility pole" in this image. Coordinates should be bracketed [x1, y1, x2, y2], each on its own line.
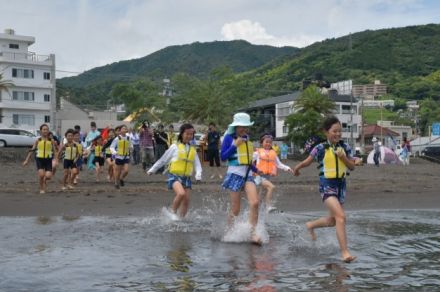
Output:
[350, 93, 354, 150]
[360, 95, 365, 151]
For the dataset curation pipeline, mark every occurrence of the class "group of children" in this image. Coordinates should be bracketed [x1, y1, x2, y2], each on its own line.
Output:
[24, 113, 356, 263]
[23, 124, 134, 192]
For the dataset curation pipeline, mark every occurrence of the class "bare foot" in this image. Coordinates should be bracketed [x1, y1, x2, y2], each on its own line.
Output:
[251, 233, 262, 246]
[306, 222, 317, 241]
[342, 251, 357, 263]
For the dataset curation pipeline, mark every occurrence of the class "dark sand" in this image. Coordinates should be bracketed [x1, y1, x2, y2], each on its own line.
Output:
[0, 157, 439, 216]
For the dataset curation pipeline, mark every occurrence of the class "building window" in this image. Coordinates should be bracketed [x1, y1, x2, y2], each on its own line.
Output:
[12, 68, 34, 79]
[44, 115, 51, 123]
[44, 72, 51, 80]
[12, 114, 35, 126]
[44, 94, 50, 102]
[12, 91, 35, 101]
[283, 125, 288, 134]
[0, 109, 2, 123]
[9, 44, 19, 49]
[402, 132, 408, 138]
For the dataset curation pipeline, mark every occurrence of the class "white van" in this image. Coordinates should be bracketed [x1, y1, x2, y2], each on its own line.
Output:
[0, 128, 36, 147]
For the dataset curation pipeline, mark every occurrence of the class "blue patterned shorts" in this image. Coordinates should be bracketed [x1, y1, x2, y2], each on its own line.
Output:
[319, 177, 346, 204]
[222, 173, 255, 192]
[167, 173, 192, 190]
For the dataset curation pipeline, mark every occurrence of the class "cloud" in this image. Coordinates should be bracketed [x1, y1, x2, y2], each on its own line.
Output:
[221, 19, 322, 48]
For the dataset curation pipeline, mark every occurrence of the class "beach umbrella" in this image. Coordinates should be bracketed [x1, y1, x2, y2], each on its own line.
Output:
[367, 146, 402, 165]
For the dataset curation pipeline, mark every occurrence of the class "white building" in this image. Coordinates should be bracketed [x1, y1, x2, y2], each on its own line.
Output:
[276, 94, 362, 146]
[0, 29, 56, 131]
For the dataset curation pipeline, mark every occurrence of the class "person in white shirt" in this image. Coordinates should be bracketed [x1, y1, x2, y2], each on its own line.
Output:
[129, 127, 141, 165]
[110, 125, 133, 189]
[147, 123, 202, 220]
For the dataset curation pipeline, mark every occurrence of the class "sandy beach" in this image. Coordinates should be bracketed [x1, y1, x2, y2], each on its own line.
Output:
[1, 156, 439, 216]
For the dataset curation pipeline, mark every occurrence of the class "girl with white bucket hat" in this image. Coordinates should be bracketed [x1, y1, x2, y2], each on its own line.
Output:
[220, 112, 262, 244]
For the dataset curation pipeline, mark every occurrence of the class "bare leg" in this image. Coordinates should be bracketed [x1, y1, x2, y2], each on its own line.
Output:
[171, 181, 186, 215]
[305, 215, 336, 241]
[121, 164, 129, 179]
[325, 197, 356, 262]
[228, 191, 241, 226]
[261, 179, 275, 208]
[114, 165, 121, 186]
[95, 163, 100, 181]
[63, 169, 69, 188]
[245, 182, 261, 244]
[38, 170, 45, 192]
[179, 189, 191, 218]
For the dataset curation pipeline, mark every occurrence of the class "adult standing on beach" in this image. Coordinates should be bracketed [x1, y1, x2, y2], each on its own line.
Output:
[206, 122, 222, 179]
[129, 127, 140, 165]
[85, 121, 100, 170]
[154, 124, 168, 172]
[372, 137, 381, 166]
[139, 121, 155, 172]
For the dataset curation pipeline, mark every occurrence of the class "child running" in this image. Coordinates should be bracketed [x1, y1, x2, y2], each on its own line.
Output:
[147, 123, 202, 220]
[72, 130, 84, 185]
[58, 129, 80, 190]
[293, 116, 356, 263]
[110, 125, 132, 189]
[254, 134, 293, 212]
[102, 128, 116, 182]
[23, 124, 59, 194]
[91, 135, 105, 182]
[221, 113, 262, 244]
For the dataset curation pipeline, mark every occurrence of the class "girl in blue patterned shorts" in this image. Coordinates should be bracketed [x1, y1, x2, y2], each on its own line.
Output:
[221, 113, 262, 245]
[293, 116, 356, 263]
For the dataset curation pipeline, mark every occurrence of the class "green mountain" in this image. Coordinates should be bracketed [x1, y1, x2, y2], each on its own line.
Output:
[238, 23, 440, 100]
[58, 40, 298, 89]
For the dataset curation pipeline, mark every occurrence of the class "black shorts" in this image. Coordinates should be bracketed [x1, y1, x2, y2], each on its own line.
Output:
[105, 154, 113, 160]
[93, 157, 105, 166]
[36, 158, 52, 172]
[64, 159, 77, 169]
[115, 158, 130, 165]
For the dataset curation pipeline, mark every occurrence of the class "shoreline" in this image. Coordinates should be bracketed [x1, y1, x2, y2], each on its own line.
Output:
[1, 158, 439, 216]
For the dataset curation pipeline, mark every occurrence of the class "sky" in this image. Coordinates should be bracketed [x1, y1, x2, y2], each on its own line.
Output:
[1, 0, 439, 78]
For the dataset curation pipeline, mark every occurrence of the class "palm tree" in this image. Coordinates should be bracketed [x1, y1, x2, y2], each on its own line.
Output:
[285, 85, 336, 147]
[0, 73, 13, 93]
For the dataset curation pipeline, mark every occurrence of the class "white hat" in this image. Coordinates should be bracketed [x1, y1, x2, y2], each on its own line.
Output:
[372, 137, 377, 142]
[226, 112, 254, 134]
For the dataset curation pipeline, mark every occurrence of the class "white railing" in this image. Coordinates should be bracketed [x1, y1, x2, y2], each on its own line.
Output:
[0, 51, 51, 63]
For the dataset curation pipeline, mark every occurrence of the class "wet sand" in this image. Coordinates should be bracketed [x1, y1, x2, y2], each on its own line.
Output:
[0, 157, 439, 216]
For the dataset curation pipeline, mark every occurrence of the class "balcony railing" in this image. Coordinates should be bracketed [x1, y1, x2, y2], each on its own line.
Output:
[0, 51, 52, 63]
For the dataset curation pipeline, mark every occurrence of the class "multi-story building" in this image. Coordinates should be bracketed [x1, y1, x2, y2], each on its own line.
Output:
[0, 29, 56, 131]
[243, 91, 362, 149]
[352, 80, 387, 99]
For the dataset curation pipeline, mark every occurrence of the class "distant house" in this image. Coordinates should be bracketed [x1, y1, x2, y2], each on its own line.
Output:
[56, 97, 129, 136]
[242, 91, 362, 148]
[361, 124, 399, 150]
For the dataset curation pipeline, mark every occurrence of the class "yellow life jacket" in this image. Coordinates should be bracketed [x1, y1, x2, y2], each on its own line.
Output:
[256, 148, 277, 175]
[65, 143, 78, 160]
[77, 143, 83, 156]
[95, 145, 103, 157]
[230, 140, 253, 165]
[169, 143, 197, 176]
[117, 136, 130, 156]
[322, 143, 347, 179]
[36, 138, 52, 159]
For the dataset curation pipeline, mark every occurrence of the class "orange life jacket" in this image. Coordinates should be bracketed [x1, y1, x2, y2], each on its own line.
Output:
[256, 148, 277, 176]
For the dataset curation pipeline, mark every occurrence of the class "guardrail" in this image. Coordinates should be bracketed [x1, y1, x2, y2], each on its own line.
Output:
[0, 51, 51, 63]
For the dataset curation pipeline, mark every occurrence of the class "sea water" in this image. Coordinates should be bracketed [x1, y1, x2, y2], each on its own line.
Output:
[0, 209, 439, 291]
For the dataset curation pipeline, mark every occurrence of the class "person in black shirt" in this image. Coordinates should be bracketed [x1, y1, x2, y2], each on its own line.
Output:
[206, 122, 222, 179]
[154, 124, 168, 172]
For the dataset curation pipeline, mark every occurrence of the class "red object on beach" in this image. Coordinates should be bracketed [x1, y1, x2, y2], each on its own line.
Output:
[101, 127, 109, 140]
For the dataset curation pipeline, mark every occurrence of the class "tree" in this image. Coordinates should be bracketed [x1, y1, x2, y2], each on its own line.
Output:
[0, 74, 13, 92]
[285, 85, 336, 147]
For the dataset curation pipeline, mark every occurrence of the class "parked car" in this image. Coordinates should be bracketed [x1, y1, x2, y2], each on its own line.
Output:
[0, 128, 36, 147]
[421, 146, 440, 158]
